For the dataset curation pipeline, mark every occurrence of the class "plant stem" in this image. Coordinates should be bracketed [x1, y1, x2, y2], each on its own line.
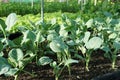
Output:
[112, 61, 115, 69]
[55, 76, 58, 80]
[86, 59, 89, 71]
[112, 50, 117, 69]
[14, 75, 18, 80]
[67, 65, 71, 76]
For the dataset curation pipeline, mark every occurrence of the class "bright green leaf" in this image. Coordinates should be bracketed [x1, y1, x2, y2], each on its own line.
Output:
[5, 68, 18, 76]
[85, 19, 93, 28]
[35, 31, 45, 43]
[0, 19, 7, 32]
[83, 31, 91, 43]
[113, 41, 120, 50]
[85, 37, 103, 49]
[50, 39, 68, 53]
[8, 48, 24, 67]
[109, 33, 117, 39]
[65, 59, 78, 66]
[22, 30, 36, 43]
[0, 57, 11, 75]
[38, 56, 53, 66]
[5, 13, 17, 31]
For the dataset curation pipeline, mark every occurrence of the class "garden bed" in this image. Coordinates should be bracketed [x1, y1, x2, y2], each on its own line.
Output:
[0, 52, 120, 80]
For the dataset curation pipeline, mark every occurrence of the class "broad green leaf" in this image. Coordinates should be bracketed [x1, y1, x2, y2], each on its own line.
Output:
[85, 37, 103, 49]
[50, 39, 68, 53]
[5, 68, 18, 76]
[65, 59, 78, 66]
[19, 51, 35, 69]
[101, 45, 111, 53]
[0, 57, 11, 75]
[83, 31, 91, 43]
[0, 19, 7, 32]
[109, 33, 117, 39]
[59, 24, 68, 38]
[103, 12, 112, 17]
[8, 48, 24, 67]
[22, 30, 36, 43]
[6, 39, 16, 48]
[21, 39, 35, 52]
[110, 19, 119, 25]
[47, 30, 58, 41]
[5, 13, 17, 31]
[67, 40, 76, 46]
[85, 19, 93, 28]
[38, 56, 53, 66]
[35, 31, 45, 43]
[113, 41, 120, 50]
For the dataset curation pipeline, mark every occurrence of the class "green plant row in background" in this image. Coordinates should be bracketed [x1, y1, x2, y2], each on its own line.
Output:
[0, 11, 120, 80]
[0, 0, 120, 17]
[0, 1, 79, 17]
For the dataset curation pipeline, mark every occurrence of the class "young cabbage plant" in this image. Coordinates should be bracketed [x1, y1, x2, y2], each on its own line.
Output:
[101, 17, 120, 69]
[80, 32, 103, 71]
[0, 13, 17, 37]
[50, 59, 78, 80]
[48, 30, 76, 76]
[0, 13, 19, 49]
[0, 56, 18, 80]
[8, 48, 35, 80]
[38, 56, 61, 80]
[102, 41, 120, 69]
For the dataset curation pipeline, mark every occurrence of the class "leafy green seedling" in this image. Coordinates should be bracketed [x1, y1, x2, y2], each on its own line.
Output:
[103, 41, 120, 69]
[50, 59, 78, 80]
[8, 48, 35, 80]
[81, 32, 103, 71]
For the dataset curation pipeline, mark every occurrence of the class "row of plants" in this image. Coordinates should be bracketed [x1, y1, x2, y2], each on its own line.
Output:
[0, 0, 119, 17]
[0, 11, 120, 80]
[0, 1, 79, 17]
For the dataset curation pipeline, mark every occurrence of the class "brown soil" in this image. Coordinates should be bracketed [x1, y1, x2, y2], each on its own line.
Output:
[0, 52, 120, 80]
